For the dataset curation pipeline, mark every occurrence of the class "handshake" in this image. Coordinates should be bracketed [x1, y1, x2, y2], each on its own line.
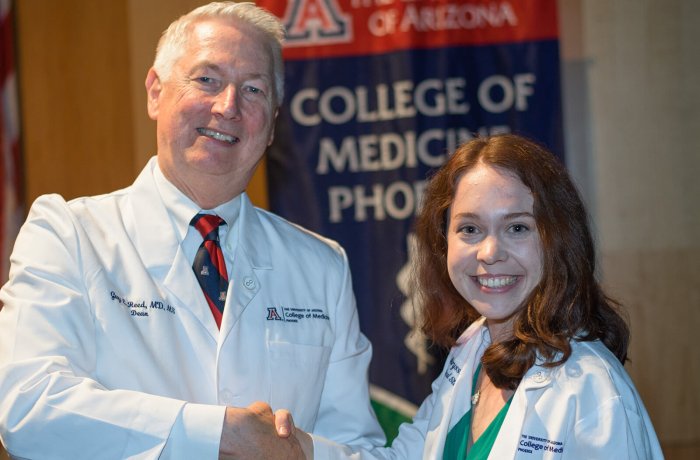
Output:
[219, 402, 314, 460]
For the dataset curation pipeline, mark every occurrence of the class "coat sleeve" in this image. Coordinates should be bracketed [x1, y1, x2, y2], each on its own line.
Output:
[311, 340, 452, 460]
[0, 195, 224, 459]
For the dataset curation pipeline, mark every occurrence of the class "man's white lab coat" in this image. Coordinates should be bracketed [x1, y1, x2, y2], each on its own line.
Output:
[0, 158, 384, 459]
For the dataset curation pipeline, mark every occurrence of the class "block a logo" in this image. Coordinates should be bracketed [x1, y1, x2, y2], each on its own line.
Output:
[282, 0, 353, 47]
[266, 307, 283, 321]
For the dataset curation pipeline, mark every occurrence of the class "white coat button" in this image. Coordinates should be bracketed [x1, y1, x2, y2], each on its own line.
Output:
[243, 277, 256, 290]
[532, 371, 546, 383]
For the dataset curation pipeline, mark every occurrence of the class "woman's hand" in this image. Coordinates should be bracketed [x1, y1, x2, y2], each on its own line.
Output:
[274, 408, 314, 459]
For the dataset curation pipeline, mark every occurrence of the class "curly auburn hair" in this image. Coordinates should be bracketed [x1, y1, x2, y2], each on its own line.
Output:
[413, 134, 629, 390]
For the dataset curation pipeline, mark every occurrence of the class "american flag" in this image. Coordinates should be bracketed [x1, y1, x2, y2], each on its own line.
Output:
[0, 0, 23, 284]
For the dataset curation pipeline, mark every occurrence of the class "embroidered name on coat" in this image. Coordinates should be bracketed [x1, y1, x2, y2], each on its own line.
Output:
[110, 290, 176, 317]
[518, 434, 565, 454]
[444, 357, 461, 385]
[266, 306, 330, 323]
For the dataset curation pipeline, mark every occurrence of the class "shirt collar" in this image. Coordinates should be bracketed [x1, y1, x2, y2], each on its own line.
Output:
[153, 162, 241, 241]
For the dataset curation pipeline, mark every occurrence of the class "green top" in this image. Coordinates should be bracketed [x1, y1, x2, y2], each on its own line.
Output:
[442, 363, 513, 460]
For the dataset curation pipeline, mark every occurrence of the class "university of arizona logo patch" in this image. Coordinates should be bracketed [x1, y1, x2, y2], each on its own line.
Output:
[282, 0, 352, 46]
[266, 307, 283, 321]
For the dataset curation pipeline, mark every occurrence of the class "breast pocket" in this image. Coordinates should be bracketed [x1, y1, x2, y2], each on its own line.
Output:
[267, 341, 331, 430]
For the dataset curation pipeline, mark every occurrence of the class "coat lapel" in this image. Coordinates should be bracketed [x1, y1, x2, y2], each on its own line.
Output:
[489, 364, 553, 458]
[125, 158, 219, 339]
[425, 319, 487, 458]
[218, 194, 272, 342]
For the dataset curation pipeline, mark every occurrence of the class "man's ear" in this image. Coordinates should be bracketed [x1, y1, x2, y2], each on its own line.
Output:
[145, 68, 162, 120]
[267, 108, 279, 147]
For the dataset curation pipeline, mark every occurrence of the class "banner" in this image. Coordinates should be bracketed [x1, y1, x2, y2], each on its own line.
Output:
[262, 0, 563, 420]
[0, 0, 24, 285]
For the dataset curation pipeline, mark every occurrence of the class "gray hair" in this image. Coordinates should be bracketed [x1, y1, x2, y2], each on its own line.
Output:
[153, 1, 285, 104]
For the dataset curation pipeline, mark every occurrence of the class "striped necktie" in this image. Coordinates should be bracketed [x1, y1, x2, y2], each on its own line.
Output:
[191, 213, 228, 328]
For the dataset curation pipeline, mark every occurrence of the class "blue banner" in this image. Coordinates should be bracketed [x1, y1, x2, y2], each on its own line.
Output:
[262, 0, 563, 408]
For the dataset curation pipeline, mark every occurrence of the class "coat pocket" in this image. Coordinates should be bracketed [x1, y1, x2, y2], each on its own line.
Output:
[267, 341, 332, 430]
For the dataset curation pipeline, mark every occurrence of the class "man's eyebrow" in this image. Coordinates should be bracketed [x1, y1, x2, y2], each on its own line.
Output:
[191, 62, 221, 73]
[190, 62, 270, 80]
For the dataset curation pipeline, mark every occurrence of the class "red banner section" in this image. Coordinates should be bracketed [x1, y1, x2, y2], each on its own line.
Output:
[258, 0, 559, 60]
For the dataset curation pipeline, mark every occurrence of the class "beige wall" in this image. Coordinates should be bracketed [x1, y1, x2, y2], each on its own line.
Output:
[16, 0, 135, 202]
[4, 0, 698, 458]
[559, 0, 700, 458]
[15, 0, 267, 207]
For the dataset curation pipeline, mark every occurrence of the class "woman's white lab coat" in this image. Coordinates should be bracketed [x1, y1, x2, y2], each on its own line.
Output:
[0, 158, 384, 459]
[318, 318, 663, 459]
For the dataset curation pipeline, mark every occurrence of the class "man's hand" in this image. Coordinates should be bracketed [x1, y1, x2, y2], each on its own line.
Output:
[219, 402, 305, 459]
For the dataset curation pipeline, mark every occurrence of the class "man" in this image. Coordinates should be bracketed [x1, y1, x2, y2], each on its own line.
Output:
[0, 2, 384, 459]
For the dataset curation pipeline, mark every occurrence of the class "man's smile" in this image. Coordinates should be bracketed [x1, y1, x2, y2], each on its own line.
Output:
[196, 127, 239, 144]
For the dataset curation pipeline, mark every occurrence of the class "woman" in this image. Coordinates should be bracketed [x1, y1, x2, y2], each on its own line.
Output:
[299, 134, 663, 459]
[406, 133, 663, 459]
